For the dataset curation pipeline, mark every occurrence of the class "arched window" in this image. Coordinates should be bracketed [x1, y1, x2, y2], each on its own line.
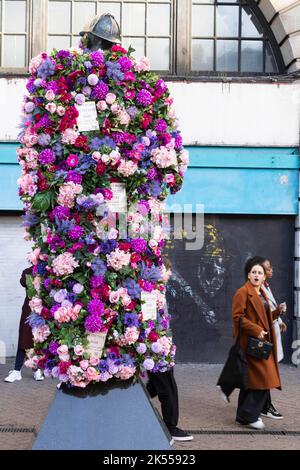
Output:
[191, 0, 285, 75]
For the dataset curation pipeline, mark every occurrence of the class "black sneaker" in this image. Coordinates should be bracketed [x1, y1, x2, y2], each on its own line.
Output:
[170, 427, 194, 442]
[261, 403, 283, 420]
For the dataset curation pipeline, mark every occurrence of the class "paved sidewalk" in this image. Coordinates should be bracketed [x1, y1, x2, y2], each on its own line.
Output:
[0, 360, 299, 450]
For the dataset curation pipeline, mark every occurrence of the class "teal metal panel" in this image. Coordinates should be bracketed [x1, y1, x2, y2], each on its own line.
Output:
[0, 143, 299, 214]
[167, 146, 299, 215]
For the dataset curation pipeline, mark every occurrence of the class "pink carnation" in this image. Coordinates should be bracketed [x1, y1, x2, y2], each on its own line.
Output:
[61, 128, 79, 145]
[57, 182, 82, 208]
[32, 325, 51, 343]
[52, 252, 79, 276]
[134, 56, 151, 73]
[106, 248, 131, 271]
[115, 365, 136, 380]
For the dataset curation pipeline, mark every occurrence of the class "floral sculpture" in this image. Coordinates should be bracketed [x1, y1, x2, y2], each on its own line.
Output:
[17, 44, 188, 388]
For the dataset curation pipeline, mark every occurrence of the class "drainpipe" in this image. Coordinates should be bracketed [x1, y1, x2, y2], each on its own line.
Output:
[294, 77, 300, 366]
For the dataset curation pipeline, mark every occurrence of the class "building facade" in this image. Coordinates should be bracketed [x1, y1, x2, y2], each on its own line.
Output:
[0, 0, 299, 361]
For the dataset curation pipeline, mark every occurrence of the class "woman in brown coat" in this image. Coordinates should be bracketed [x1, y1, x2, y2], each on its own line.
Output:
[4, 267, 43, 383]
[232, 257, 285, 429]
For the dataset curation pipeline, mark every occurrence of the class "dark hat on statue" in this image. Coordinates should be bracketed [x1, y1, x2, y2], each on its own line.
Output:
[79, 13, 121, 44]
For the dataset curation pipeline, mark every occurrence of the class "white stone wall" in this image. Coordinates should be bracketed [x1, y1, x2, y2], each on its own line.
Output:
[1, 78, 300, 146]
[0, 216, 32, 356]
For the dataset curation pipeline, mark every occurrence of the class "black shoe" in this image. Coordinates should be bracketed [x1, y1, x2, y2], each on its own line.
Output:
[261, 403, 283, 420]
[170, 427, 194, 442]
[146, 381, 157, 398]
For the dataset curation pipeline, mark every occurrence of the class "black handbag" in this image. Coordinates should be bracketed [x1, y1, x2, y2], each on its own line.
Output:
[246, 336, 273, 360]
[217, 318, 248, 399]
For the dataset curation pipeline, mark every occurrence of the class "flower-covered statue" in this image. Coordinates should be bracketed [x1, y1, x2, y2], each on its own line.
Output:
[17, 14, 188, 388]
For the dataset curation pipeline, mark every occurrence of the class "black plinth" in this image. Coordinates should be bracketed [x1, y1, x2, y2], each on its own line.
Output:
[33, 379, 172, 450]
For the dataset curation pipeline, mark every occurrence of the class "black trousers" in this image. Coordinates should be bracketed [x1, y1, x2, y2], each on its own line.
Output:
[237, 389, 269, 423]
[14, 348, 26, 371]
[147, 368, 179, 432]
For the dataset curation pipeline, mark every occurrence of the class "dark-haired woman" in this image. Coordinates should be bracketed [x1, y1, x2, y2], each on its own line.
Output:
[232, 259, 285, 429]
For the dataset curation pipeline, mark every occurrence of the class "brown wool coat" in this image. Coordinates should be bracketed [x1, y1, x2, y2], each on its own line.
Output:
[18, 267, 34, 350]
[232, 281, 281, 390]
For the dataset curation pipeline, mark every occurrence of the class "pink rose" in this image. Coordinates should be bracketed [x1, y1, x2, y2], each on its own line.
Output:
[45, 90, 55, 101]
[45, 103, 57, 114]
[97, 100, 107, 111]
[105, 93, 116, 104]
[56, 106, 66, 116]
[85, 367, 100, 381]
[79, 360, 89, 370]
[109, 291, 120, 303]
[74, 345, 84, 356]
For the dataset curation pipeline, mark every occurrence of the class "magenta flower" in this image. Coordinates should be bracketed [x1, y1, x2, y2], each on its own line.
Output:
[137, 89, 152, 106]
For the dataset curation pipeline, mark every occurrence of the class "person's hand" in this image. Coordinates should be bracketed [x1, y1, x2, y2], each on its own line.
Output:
[280, 321, 287, 333]
[258, 330, 268, 339]
[278, 302, 287, 314]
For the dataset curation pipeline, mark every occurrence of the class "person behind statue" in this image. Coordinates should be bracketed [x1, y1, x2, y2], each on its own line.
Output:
[4, 267, 44, 383]
[146, 257, 193, 442]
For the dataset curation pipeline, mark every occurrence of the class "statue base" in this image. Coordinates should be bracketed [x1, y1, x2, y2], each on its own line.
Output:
[33, 379, 172, 450]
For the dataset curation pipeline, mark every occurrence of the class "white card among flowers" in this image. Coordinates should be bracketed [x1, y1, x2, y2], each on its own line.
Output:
[86, 331, 107, 358]
[141, 291, 157, 321]
[107, 182, 127, 213]
[76, 101, 99, 132]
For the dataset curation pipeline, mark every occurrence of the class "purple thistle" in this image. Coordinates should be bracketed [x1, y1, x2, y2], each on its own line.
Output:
[87, 299, 104, 316]
[39, 148, 55, 164]
[131, 238, 147, 254]
[91, 81, 109, 100]
[84, 314, 103, 333]
[136, 89, 152, 107]
[90, 50, 104, 67]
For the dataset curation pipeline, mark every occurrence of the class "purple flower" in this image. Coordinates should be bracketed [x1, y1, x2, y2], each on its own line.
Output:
[57, 50, 71, 60]
[68, 225, 84, 240]
[131, 238, 147, 254]
[87, 73, 99, 86]
[49, 341, 60, 355]
[37, 133, 51, 147]
[136, 89, 152, 107]
[51, 206, 70, 220]
[174, 133, 183, 149]
[124, 313, 140, 327]
[126, 106, 138, 118]
[155, 119, 167, 133]
[142, 280, 154, 292]
[91, 81, 109, 100]
[46, 81, 60, 94]
[98, 359, 109, 372]
[136, 343, 147, 354]
[54, 289, 68, 303]
[90, 51, 104, 67]
[91, 258, 107, 276]
[39, 148, 55, 164]
[66, 171, 83, 184]
[37, 57, 56, 79]
[44, 279, 52, 290]
[143, 358, 155, 370]
[84, 314, 103, 333]
[26, 77, 36, 93]
[75, 93, 85, 105]
[155, 79, 167, 94]
[87, 299, 104, 316]
[73, 283, 84, 294]
[118, 56, 133, 72]
[147, 168, 158, 180]
[35, 114, 52, 130]
[90, 276, 104, 288]
[24, 102, 35, 113]
[151, 342, 162, 354]
[122, 278, 141, 299]
[26, 312, 45, 328]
